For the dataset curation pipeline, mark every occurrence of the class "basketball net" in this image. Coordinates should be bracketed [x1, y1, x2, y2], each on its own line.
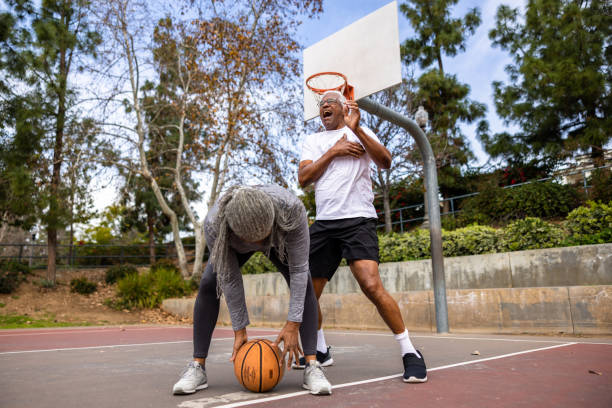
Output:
[306, 72, 354, 105]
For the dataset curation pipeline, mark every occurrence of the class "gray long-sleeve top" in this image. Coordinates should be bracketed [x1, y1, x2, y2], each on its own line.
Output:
[204, 185, 310, 331]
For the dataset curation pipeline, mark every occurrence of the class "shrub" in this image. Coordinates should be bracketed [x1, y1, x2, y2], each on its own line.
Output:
[500, 217, 565, 251]
[379, 229, 431, 263]
[151, 259, 179, 274]
[105, 264, 138, 284]
[70, 277, 97, 295]
[38, 279, 55, 289]
[0, 261, 30, 294]
[115, 267, 194, 309]
[588, 168, 612, 203]
[442, 225, 500, 257]
[241, 252, 277, 274]
[564, 201, 612, 245]
[460, 181, 581, 224]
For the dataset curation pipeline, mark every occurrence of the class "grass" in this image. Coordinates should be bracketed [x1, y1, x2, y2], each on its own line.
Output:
[0, 313, 94, 329]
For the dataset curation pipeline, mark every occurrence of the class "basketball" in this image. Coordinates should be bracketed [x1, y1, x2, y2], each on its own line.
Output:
[233, 339, 284, 392]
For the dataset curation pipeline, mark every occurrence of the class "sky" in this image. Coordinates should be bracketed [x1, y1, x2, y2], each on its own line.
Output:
[296, 0, 526, 165]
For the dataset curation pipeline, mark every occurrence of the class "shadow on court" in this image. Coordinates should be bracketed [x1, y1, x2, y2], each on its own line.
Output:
[1, 326, 610, 408]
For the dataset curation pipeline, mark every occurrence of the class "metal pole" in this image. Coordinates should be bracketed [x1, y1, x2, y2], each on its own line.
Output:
[358, 96, 449, 333]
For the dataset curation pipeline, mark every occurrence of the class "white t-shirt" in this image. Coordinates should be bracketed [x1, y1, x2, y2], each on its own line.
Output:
[300, 126, 380, 220]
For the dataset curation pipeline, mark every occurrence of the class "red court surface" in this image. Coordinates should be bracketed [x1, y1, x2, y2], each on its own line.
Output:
[1, 325, 611, 408]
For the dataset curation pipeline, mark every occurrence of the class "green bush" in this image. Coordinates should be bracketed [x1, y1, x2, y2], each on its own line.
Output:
[151, 259, 179, 274]
[0, 261, 30, 294]
[115, 267, 194, 309]
[70, 277, 97, 295]
[105, 264, 138, 284]
[460, 181, 581, 224]
[379, 229, 431, 263]
[442, 225, 500, 256]
[241, 252, 278, 274]
[500, 217, 565, 251]
[588, 168, 612, 203]
[564, 201, 612, 245]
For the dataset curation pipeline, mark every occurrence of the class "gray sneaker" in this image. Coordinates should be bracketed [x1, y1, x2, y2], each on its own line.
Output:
[302, 360, 332, 395]
[172, 361, 208, 395]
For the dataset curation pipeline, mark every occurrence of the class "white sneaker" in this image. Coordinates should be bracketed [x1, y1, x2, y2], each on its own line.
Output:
[172, 361, 208, 395]
[302, 360, 332, 395]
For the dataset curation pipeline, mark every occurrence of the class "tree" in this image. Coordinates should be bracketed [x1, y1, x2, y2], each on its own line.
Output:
[0, 0, 100, 282]
[400, 0, 488, 211]
[483, 0, 611, 166]
[94, 0, 322, 278]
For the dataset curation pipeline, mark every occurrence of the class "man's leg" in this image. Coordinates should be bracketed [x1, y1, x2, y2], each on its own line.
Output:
[349, 259, 427, 383]
[349, 259, 405, 333]
[311, 277, 328, 330]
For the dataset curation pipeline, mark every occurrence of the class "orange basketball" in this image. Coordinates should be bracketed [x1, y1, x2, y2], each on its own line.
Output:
[233, 339, 284, 392]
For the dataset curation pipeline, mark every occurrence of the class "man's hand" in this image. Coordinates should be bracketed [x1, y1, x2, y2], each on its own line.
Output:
[230, 328, 248, 362]
[331, 134, 365, 158]
[273, 321, 302, 369]
[343, 100, 361, 131]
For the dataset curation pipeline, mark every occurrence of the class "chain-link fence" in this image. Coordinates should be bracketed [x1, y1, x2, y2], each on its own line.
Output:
[0, 243, 202, 268]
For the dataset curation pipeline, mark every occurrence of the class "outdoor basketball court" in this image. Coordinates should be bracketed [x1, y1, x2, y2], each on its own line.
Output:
[1, 325, 610, 408]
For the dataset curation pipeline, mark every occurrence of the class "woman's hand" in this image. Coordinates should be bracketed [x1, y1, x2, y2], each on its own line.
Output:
[230, 328, 248, 362]
[273, 321, 302, 368]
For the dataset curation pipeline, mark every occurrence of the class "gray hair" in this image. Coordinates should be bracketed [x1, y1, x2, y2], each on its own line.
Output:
[209, 186, 303, 297]
[322, 90, 346, 105]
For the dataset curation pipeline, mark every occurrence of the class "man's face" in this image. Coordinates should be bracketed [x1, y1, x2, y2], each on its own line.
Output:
[319, 95, 345, 130]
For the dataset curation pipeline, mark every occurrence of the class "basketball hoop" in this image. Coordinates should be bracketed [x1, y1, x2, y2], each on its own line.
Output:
[306, 72, 354, 103]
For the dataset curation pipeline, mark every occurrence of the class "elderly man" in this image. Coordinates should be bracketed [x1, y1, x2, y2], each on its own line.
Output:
[295, 90, 427, 383]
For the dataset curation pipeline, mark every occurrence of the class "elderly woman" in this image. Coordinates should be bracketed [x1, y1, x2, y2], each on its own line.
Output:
[172, 185, 332, 395]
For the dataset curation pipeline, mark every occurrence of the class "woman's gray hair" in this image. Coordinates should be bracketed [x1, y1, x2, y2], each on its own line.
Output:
[209, 186, 304, 297]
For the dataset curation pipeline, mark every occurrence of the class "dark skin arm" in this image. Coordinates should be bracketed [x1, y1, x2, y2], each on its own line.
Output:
[344, 100, 392, 169]
[273, 320, 303, 369]
[298, 135, 365, 187]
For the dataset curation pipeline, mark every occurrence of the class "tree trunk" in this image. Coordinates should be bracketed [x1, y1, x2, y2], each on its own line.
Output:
[591, 143, 604, 168]
[147, 211, 156, 266]
[47, 7, 70, 284]
[46, 230, 57, 282]
[383, 185, 392, 233]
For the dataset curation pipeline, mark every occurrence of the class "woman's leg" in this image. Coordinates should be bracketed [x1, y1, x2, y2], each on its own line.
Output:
[268, 251, 318, 356]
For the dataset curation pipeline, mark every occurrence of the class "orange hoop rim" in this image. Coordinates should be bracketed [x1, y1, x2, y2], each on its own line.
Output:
[305, 71, 348, 94]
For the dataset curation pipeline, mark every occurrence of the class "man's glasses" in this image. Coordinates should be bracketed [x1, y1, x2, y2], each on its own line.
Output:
[318, 98, 342, 108]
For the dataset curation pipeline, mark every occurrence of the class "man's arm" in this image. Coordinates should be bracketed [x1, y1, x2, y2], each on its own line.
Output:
[344, 100, 392, 169]
[298, 135, 365, 187]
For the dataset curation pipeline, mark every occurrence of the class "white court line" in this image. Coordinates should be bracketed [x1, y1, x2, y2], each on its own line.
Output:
[0, 326, 229, 337]
[0, 337, 228, 355]
[0, 327, 280, 337]
[329, 330, 612, 345]
[0, 334, 281, 355]
[208, 342, 578, 408]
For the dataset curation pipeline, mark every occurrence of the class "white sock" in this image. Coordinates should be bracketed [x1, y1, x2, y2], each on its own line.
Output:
[316, 329, 328, 353]
[394, 329, 418, 357]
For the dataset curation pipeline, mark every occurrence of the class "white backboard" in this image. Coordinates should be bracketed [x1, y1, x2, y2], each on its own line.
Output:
[303, 1, 402, 121]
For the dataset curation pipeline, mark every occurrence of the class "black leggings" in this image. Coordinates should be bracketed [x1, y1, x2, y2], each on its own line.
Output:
[193, 250, 318, 358]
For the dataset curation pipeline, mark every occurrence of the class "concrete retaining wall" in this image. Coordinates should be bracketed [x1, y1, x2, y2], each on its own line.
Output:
[241, 243, 612, 296]
[162, 285, 612, 335]
[162, 243, 612, 334]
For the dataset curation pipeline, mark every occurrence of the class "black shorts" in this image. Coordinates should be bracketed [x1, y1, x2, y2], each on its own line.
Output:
[309, 217, 379, 280]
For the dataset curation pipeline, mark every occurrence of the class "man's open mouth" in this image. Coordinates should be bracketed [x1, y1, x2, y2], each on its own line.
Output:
[323, 110, 332, 118]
